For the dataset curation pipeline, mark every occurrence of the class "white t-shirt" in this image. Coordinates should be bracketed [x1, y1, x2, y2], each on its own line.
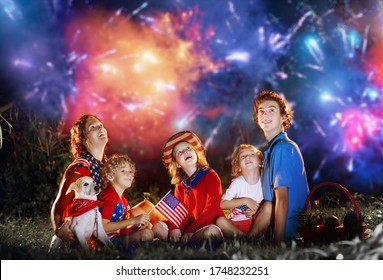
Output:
[222, 176, 263, 221]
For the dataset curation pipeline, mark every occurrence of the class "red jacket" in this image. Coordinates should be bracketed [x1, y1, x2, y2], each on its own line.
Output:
[173, 169, 225, 233]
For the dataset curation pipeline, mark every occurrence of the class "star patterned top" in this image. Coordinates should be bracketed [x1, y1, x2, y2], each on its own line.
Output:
[67, 153, 104, 188]
[99, 185, 130, 240]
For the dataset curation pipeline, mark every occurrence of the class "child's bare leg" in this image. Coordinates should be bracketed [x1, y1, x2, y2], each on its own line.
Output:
[152, 221, 169, 241]
[191, 225, 223, 242]
[124, 228, 154, 245]
[215, 216, 243, 238]
[248, 201, 272, 238]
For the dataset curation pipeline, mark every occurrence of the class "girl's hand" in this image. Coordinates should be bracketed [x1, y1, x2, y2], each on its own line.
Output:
[243, 209, 257, 219]
[244, 198, 260, 212]
[169, 229, 182, 243]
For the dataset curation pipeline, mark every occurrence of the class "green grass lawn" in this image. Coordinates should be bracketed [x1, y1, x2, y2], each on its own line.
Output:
[1, 194, 382, 260]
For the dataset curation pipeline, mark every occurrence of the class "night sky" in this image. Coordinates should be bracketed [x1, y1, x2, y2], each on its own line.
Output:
[0, 0, 382, 194]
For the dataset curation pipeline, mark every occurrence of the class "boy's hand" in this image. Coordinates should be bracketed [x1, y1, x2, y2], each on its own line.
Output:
[134, 214, 150, 227]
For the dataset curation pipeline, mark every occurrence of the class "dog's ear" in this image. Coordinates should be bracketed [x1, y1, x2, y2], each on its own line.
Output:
[66, 179, 81, 195]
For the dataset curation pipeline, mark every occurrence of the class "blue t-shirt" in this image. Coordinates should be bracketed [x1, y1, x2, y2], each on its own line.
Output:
[261, 132, 309, 240]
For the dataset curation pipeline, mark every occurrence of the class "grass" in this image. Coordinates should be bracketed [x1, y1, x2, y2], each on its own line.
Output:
[1, 194, 383, 260]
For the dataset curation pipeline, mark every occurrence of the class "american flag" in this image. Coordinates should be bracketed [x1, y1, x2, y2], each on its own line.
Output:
[156, 191, 188, 228]
[236, 205, 248, 212]
[230, 204, 249, 217]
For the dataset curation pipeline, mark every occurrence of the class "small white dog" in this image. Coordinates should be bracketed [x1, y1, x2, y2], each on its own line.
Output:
[49, 176, 114, 252]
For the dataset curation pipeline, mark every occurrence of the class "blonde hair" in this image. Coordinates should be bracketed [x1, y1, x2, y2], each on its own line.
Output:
[101, 154, 136, 187]
[231, 144, 263, 178]
[167, 142, 209, 185]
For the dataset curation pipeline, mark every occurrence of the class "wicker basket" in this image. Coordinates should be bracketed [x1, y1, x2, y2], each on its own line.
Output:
[298, 182, 366, 244]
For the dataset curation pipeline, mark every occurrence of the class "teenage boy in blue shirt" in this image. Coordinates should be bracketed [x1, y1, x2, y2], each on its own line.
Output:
[253, 90, 309, 244]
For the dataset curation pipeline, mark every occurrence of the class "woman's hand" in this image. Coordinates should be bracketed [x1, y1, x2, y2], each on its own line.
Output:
[56, 220, 75, 243]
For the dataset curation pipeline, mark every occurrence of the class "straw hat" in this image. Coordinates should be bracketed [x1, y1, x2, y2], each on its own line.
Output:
[161, 131, 204, 168]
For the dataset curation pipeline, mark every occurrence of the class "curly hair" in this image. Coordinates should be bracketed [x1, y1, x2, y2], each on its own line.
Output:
[231, 144, 263, 178]
[253, 90, 294, 131]
[101, 154, 137, 187]
[167, 144, 209, 185]
[70, 115, 105, 159]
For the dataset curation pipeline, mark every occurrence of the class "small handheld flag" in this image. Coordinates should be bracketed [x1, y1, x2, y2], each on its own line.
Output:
[229, 204, 249, 217]
[154, 191, 188, 228]
[236, 205, 248, 212]
[129, 199, 167, 227]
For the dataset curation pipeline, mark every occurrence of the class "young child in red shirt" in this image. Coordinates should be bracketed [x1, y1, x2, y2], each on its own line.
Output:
[99, 154, 153, 249]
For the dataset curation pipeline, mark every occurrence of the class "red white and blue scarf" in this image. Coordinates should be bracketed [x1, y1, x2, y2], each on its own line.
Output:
[182, 167, 211, 195]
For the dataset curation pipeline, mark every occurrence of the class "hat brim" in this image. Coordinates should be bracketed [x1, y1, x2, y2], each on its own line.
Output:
[162, 131, 204, 168]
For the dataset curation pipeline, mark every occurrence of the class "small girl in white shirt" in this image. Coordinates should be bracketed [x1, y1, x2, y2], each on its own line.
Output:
[221, 144, 264, 234]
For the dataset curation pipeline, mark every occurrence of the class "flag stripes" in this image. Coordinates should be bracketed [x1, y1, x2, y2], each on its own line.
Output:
[156, 191, 188, 228]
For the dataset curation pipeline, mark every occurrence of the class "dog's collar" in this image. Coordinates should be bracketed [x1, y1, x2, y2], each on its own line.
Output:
[65, 198, 100, 217]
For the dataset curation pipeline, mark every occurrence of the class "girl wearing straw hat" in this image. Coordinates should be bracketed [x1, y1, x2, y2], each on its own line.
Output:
[161, 131, 242, 244]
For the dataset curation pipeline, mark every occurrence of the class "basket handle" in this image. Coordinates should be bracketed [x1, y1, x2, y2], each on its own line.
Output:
[304, 182, 360, 224]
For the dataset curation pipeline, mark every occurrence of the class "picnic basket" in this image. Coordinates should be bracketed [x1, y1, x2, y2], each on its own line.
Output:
[298, 182, 366, 244]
